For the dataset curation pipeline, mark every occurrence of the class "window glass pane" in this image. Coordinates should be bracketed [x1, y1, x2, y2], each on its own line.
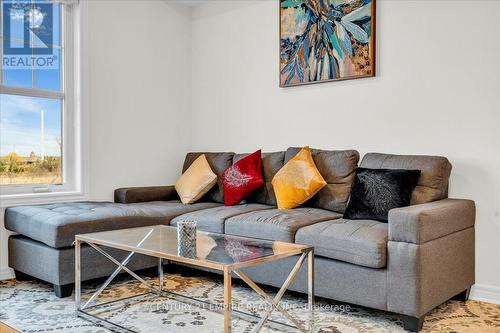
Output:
[2, 0, 61, 90]
[2, 1, 32, 87]
[0, 94, 62, 185]
[2, 68, 33, 87]
[5, 7, 26, 44]
[35, 48, 60, 91]
[51, 3, 61, 47]
[32, 2, 61, 48]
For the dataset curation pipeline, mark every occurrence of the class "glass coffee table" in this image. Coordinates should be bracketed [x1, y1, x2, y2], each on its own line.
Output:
[74, 225, 314, 333]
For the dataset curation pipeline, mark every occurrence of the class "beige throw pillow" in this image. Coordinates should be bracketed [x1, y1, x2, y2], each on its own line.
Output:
[175, 154, 217, 204]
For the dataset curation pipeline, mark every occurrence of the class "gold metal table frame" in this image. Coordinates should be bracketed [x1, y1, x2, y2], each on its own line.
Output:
[74, 226, 315, 333]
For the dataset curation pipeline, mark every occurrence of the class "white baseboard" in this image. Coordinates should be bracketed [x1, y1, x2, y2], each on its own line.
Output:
[0, 266, 15, 281]
[470, 284, 500, 304]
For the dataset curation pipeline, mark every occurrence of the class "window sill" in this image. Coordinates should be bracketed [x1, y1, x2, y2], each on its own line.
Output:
[0, 190, 88, 208]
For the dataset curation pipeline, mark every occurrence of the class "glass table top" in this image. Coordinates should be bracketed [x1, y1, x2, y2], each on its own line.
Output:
[76, 225, 311, 270]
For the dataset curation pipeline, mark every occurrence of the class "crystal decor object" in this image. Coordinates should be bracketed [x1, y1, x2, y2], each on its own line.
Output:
[177, 221, 197, 258]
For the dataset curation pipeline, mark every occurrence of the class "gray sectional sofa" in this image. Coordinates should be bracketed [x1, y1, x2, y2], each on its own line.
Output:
[4, 149, 476, 332]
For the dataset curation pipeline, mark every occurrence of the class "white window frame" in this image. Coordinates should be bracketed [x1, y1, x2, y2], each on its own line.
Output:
[0, 0, 88, 203]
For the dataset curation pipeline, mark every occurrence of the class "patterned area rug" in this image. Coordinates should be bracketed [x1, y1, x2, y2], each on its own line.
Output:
[0, 272, 499, 333]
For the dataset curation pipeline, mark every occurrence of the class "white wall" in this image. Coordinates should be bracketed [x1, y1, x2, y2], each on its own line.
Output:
[88, 0, 192, 200]
[190, 0, 500, 297]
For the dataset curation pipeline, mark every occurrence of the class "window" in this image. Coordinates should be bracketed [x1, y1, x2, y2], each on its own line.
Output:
[1, 0, 81, 196]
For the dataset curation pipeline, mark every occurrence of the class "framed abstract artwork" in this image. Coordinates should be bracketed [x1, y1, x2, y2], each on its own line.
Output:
[280, 0, 375, 87]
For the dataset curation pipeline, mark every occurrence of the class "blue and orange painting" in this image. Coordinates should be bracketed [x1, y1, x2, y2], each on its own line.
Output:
[280, 0, 375, 87]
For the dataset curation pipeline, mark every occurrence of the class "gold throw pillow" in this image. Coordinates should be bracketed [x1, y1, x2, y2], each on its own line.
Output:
[272, 147, 327, 209]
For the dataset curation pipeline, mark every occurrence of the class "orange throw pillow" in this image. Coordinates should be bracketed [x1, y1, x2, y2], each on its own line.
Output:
[175, 154, 217, 204]
[272, 147, 327, 209]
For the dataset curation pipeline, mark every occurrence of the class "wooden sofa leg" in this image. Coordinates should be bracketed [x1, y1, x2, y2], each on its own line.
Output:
[451, 288, 471, 302]
[54, 284, 73, 298]
[14, 270, 32, 281]
[402, 315, 424, 332]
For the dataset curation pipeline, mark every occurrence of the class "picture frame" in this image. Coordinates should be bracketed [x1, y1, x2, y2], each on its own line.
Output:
[280, 0, 376, 87]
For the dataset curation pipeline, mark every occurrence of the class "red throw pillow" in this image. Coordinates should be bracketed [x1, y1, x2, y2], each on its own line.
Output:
[222, 150, 264, 206]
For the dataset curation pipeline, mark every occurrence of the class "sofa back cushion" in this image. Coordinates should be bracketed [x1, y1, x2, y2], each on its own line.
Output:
[285, 147, 360, 213]
[234, 151, 285, 206]
[183, 152, 235, 203]
[360, 153, 452, 205]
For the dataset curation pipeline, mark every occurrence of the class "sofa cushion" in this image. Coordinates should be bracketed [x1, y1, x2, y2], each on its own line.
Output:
[4, 201, 220, 248]
[170, 203, 272, 234]
[234, 151, 285, 206]
[296, 219, 388, 268]
[183, 152, 235, 203]
[360, 153, 452, 205]
[224, 207, 341, 242]
[285, 147, 359, 213]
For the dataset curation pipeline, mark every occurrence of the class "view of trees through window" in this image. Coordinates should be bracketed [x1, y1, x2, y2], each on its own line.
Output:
[0, 95, 62, 185]
[1, 1, 63, 185]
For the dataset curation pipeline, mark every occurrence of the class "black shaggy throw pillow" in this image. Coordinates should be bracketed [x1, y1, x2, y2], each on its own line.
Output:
[343, 168, 421, 222]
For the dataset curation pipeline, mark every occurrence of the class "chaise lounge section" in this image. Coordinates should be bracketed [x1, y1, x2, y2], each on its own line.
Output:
[4, 148, 475, 332]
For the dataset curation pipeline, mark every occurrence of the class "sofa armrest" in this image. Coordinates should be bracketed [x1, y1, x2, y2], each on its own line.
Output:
[114, 186, 178, 204]
[388, 198, 475, 244]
